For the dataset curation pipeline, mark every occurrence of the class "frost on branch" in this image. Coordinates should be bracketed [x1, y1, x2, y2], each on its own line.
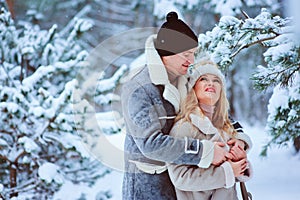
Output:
[260, 73, 300, 156]
[0, 8, 109, 199]
[196, 8, 299, 155]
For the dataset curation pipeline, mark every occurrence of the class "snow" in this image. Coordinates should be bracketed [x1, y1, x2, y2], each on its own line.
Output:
[96, 64, 128, 93]
[52, 122, 300, 200]
[0, 102, 19, 113]
[21, 65, 55, 92]
[53, 170, 123, 200]
[267, 73, 299, 125]
[38, 162, 64, 184]
[1, 0, 299, 199]
[244, 123, 300, 200]
[18, 136, 39, 153]
[287, 0, 300, 39]
[267, 84, 289, 116]
[153, 0, 181, 19]
[213, 0, 242, 16]
[0, 138, 8, 146]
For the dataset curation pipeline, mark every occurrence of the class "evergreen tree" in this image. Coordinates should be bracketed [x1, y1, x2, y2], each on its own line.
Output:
[0, 8, 110, 199]
[194, 8, 299, 155]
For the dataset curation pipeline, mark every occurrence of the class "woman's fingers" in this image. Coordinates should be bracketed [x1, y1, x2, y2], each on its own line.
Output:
[229, 146, 247, 161]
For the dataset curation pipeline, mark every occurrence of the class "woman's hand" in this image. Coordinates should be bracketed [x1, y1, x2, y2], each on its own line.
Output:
[229, 158, 248, 177]
[227, 138, 247, 161]
[229, 145, 247, 162]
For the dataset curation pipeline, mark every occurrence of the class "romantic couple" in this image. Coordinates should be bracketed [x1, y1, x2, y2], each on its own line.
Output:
[121, 11, 253, 200]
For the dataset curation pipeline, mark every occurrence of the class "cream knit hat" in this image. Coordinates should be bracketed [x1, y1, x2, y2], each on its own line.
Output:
[187, 52, 226, 91]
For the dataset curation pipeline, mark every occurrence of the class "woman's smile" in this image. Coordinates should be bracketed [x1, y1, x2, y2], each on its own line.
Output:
[205, 87, 216, 93]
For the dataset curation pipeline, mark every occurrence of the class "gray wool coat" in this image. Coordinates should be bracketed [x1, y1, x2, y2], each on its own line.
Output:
[121, 35, 205, 200]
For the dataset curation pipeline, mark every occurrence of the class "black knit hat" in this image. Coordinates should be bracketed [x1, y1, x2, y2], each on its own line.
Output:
[155, 11, 198, 57]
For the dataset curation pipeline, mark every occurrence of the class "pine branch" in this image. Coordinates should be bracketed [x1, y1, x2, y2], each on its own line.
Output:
[60, 5, 92, 37]
[14, 151, 27, 163]
[230, 35, 277, 58]
[7, 179, 39, 196]
[0, 64, 18, 88]
[280, 66, 300, 86]
[0, 154, 9, 163]
[231, 30, 252, 50]
[241, 10, 250, 19]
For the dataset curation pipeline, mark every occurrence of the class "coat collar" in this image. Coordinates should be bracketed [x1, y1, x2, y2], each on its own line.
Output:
[145, 34, 188, 113]
[189, 108, 219, 135]
[145, 34, 169, 85]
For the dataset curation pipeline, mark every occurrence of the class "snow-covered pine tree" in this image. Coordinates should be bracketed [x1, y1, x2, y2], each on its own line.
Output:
[0, 8, 110, 199]
[195, 8, 299, 155]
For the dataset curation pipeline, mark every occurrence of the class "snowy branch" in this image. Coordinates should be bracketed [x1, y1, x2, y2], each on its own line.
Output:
[230, 35, 277, 58]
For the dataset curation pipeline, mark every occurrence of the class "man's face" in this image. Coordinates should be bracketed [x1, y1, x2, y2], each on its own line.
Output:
[162, 48, 196, 76]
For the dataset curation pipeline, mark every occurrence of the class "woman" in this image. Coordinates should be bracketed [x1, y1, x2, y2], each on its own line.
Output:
[167, 59, 253, 200]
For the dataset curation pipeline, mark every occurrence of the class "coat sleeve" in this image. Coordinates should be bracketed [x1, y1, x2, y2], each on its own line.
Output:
[168, 121, 235, 191]
[170, 121, 214, 168]
[237, 161, 253, 182]
[167, 161, 235, 191]
[229, 117, 253, 151]
[122, 81, 203, 165]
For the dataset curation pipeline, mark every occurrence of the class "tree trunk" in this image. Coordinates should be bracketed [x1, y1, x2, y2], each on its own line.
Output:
[10, 162, 18, 198]
[5, 0, 15, 19]
[228, 68, 236, 118]
[294, 136, 300, 152]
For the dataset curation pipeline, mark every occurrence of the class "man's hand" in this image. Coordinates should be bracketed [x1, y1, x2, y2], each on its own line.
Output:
[212, 142, 231, 166]
[227, 138, 247, 161]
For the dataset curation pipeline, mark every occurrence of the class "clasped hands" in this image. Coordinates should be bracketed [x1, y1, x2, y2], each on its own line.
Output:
[212, 139, 248, 177]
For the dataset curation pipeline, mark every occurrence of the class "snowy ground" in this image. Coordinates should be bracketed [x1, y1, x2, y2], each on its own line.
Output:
[54, 122, 300, 200]
[243, 123, 300, 200]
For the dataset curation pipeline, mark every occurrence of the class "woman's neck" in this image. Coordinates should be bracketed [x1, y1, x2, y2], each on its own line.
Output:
[199, 103, 215, 121]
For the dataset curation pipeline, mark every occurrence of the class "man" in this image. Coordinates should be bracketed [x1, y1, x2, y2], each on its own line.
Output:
[121, 11, 250, 199]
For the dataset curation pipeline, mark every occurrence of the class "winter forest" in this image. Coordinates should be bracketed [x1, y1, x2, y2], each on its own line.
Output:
[0, 0, 299, 199]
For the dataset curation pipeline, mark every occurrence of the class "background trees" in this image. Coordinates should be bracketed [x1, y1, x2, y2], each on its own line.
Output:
[0, 7, 109, 199]
[0, 0, 298, 199]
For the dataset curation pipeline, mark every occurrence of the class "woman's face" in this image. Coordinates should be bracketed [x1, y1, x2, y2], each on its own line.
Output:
[194, 74, 222, 105]
[162, 48, 196, 76]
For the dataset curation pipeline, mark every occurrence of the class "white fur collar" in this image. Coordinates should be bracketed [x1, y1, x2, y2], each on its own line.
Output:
[145, 34, 169, 85]
[145, 34, 188, 113]
[189, 110, 219, 135]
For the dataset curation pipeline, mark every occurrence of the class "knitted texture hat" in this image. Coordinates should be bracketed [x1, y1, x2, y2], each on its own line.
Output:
[155, 12, 198, 57]
[187, 54, 226, 91]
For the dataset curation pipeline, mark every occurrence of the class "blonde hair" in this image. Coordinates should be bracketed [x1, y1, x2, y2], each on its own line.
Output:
[176, 80, 236, 137]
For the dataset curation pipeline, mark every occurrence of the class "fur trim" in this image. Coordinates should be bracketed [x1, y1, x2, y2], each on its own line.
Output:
[221, 161, 235, 188]
[235, 132, 253, 152]
[190, 112, 218, 135]
[145, 34, 188, 113]
[237, 161, 253, 182]
[197, 140, 214, 168]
